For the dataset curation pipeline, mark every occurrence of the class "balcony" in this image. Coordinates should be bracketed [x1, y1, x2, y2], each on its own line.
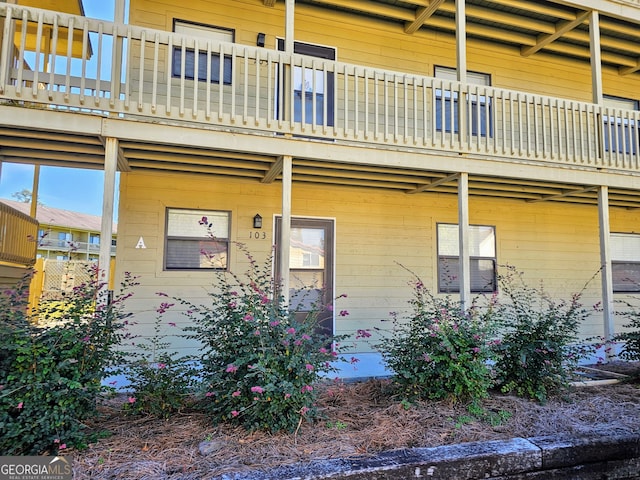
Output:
[37, 238, 117, 257]
[1, 4, 640, 195]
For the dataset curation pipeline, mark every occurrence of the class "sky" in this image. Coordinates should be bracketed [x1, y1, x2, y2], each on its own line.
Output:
[0, 1, 123, 218]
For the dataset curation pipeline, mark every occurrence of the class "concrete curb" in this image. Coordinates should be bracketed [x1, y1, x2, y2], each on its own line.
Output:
[214, 433, 640, 480]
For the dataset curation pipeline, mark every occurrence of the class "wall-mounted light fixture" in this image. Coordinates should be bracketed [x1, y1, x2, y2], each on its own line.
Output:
[253, 213, 263, 229]
[256, 32, 266, 47]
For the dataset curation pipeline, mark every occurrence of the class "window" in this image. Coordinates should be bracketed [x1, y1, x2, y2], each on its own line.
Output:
[164, 208, 230, 270]
[90, 234, 100, 245]
[434, 67, 492, 137]
[437, 223, 496, 293]
[172, 20, 233, 84]
[602, 96, 638, 155]
[277, 39, 336, 126]
[611, 233, 640, 292]
[58, 232, 72, 247]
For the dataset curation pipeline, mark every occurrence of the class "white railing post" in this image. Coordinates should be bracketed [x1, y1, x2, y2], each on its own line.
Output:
[0, 6, 15, 95]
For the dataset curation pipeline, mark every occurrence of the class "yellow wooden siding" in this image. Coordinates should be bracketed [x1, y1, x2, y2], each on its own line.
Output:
[129, 0, 637, 105]
[115, 170, 636, 355]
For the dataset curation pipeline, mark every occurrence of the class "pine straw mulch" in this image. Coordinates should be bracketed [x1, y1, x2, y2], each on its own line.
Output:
[73, 363, 640, 480]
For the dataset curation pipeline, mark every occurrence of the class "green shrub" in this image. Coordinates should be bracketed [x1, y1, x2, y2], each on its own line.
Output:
[377, 275, 498, 404]
[0, 268, 134, 455]
[492, 267, 589, 402]
[614, 300, 640, 361]
[123, 313, 197, 418]
[180, 243, 344, 433]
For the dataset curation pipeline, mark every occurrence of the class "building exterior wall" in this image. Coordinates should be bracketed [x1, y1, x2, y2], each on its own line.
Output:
[116, 170, 638, 357]
[129, 0, 640, 103]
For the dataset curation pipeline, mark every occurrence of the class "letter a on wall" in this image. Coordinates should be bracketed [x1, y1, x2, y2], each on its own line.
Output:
[136, 236, 147, 249]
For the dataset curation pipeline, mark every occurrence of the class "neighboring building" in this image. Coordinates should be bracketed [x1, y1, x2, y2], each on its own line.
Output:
[0, 199, 117, 261]
[1, 0, 640, 376]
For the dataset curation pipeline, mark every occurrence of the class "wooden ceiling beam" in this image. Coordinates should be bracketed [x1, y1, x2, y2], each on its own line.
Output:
[0, 155, 103, 169]
[124, 150, 270, 170]
[306, 0, 640, 60]
[119, 141, 271, 162]
[292, 174, 414, 190]
[0, 137, 103, 154]
[302, 0, 415, 22]
[527, 186, 598, 203]
[0, 127, 102, 144]
[262, 156, 283, 183]
[406, 173, 459, 194]
[128, 160, 266, 178]
[0, 147, 102, 162]
[619, 58, 640, 76]
[521, 10, 591, 57]
[404, 0, 446, 35]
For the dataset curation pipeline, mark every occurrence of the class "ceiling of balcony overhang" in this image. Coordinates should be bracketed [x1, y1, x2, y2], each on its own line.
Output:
[284, 0, 640, 75]
[2, 123, 640, 209]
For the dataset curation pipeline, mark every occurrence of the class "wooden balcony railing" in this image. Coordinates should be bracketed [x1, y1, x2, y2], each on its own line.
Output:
[1, 4, 639, 173]
[0, 202, 39, 266]
[38, 238, 117, 256]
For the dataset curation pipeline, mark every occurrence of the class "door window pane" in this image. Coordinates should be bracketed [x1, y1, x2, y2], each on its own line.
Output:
[277, 40, 336, 127]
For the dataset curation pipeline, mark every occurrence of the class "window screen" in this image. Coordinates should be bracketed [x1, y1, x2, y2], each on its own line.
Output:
[437, 223, 496, 293]
[165, 208, 230, 270]
[611, 233, 640, 292]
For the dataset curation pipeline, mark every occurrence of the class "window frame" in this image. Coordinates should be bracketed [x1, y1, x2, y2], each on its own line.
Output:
[163, 207, 231, 271]
[602, 95, 639, 155]
[434, 66, 493, 138]
[171, 19, 235, 85]
[611, 232, 640, 293]
[436, 223, 497, 294]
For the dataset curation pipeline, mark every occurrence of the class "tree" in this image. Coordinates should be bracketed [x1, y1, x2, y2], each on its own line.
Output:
[12, 190, 43, 205]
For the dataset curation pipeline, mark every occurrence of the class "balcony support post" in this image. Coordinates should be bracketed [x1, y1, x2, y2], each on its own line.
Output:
[99, 137, 118, 303]
[458, 172, 471, 311]
[598, 186, 615, 360]
[455, 0, 467, 84]
[279, 155, 293, 307]
[589, 10, 603, 105]
[456, 0, 467, 145]
[284, 0, 294, 53]
[111, 0, 126, 104]
[30, 165, 40, 218]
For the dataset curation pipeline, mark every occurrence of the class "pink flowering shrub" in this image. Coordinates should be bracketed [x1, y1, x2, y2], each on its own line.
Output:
[377, 272, 498, 405]
[122, 312, 197, 419]
[181, 243, 344, 432]
[492, 266, 590, 402]
[0, 267, 135, 455]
